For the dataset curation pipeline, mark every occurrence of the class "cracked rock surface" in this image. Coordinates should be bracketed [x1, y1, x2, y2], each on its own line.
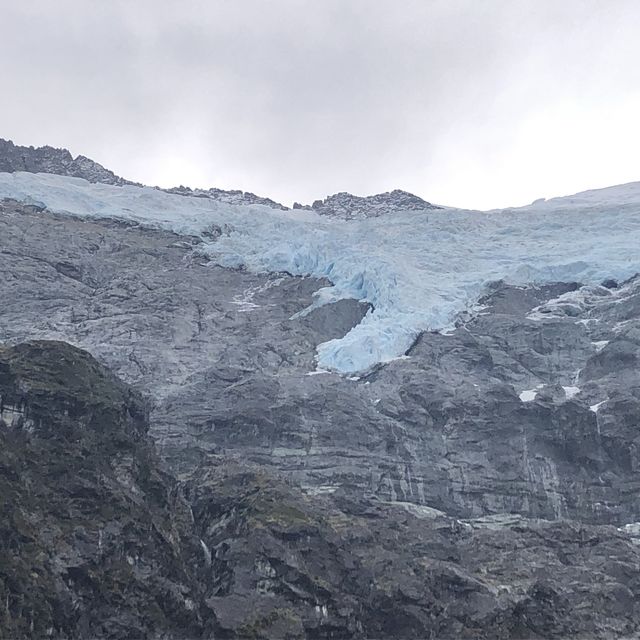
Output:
[3, 341, 640, 639]
[3, 200, 640, 526]
[4, 191, 640, 637]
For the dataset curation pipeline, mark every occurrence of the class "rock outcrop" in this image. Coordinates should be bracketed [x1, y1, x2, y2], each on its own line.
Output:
[3, 340, 640, 639]
[164, 185, 288, 210]
[293, 189, 442, 219]
[0, 341, 215, 639]
[0, 139, 134, 186]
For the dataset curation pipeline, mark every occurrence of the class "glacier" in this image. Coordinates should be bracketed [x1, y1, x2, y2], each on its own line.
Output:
[1, 171, 640, 374]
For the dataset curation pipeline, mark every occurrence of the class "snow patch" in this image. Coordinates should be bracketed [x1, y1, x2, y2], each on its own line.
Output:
[519, 389, 538, 402]
[390, 501, 446, 519]
[563, 386, 580, 399]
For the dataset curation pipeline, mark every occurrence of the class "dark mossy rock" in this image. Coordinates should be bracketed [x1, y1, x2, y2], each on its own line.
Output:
[0, 340, 147, 441]
[0, 341, 212, 640]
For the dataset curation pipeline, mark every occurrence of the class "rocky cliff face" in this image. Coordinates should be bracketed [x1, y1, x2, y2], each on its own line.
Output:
[0, 341, 214, 639]
[4, 145, 640, 638]
[3, 340, 640, 639]
[3, 199, 640, 527]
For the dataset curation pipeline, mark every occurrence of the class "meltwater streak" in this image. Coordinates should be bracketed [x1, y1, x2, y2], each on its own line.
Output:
[1, 171, 640, 373]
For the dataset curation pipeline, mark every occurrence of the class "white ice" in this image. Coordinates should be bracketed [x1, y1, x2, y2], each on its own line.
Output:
[519, 389, 538, 402]
[563, 386, 580, 399]
[2, 172, 640, 373]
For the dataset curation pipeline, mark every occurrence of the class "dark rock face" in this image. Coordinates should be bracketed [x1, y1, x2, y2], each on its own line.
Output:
[187, 461, 640, 640]
[0, 341, 215, 639]
[0, 139, 134, 186]
[3, 341, 640, 639]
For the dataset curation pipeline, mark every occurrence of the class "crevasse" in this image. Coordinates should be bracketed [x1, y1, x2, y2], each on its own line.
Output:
[2, 171, 640, 373]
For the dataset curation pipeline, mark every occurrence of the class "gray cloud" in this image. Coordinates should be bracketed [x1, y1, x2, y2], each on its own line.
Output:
[2, 0, 640, 208]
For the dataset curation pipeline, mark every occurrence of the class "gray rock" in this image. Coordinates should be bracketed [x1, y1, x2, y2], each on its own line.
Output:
[299, 188, 442, 219]
[163, 184, 289, 210]
[6, 141, 640, 640]
[0, 139, 135, 186]
[4, 200, 640, 528]
[5, 147, 640, 636]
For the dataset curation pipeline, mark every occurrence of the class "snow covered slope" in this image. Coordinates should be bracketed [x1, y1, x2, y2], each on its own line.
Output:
[1, 171, 640, 373]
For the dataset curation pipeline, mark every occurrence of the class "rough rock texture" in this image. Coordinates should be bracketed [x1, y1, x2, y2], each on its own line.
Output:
[164, 185, 288, 210]
[3, 200, 640, 528]
[0, 139, 446, 217]
[0, 139, 135, 186]
[4, 150, 640, 637]
[0, 139, 291, 208]
[293, 189, 442, 219]
[0, 341, 214, 639]
[4, 341, 640, 639]
[186, 460, 640, 639]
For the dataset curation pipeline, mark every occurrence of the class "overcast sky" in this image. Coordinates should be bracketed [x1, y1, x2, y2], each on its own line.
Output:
[2, 0, 640, 209]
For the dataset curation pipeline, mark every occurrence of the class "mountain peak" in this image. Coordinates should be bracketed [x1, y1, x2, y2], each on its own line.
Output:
[293, 188, 441, 219]
[0, 138, 134, 186]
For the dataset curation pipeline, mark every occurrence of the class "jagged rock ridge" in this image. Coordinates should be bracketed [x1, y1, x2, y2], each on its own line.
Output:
[293, 188, 442, 219]
[0, 138, 135, 186]
[164, 184, 288, 210]
[0, 138, 290, 209]
[1, 138, 440, 217]
[0, 341, 214, 638]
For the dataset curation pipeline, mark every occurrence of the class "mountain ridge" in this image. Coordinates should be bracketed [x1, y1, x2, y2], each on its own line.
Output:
[0, 138, 439, 218]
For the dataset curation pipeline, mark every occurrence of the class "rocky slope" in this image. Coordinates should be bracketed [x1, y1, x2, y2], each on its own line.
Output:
[4, 340, 640, 639]
[3, 144, 640, 637]
[0, 341, 213, 639]
[3, 198, 640, 526]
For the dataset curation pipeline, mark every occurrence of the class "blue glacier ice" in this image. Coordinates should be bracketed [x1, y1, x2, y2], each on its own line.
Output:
[1, 171, 640, 373]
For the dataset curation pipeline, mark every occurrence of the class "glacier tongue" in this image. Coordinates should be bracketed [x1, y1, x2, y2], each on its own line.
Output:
[2, 171, 640, 373]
